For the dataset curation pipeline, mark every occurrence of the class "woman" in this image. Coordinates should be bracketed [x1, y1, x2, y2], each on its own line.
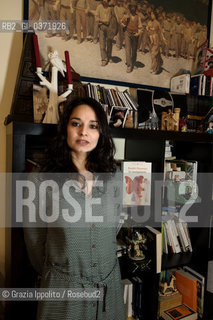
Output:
[147, 11, 165, 75]
[24, 97, 125, 320]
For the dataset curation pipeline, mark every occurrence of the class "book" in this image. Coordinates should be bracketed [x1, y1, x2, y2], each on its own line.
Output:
[123, 89, 138, 111]
[113, 137, 125, 160]
[131, 277, 144, 320]
[164, 221, 181, 254]
[190, 74, 204, 96]
[122, 161, 152, 206]
[175, 269, 197, 311]
[162, 223, 168, 254]
[145, 226, 162, 273]
[162, 304, 197, 320]
[181, 221, 193, 252]
[183, 266, 205, 318]
[174, 218, 191, 253]
[121, 279, 134, 319]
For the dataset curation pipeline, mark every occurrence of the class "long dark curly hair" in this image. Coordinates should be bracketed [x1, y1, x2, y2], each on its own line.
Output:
[42, 97, 117, 173]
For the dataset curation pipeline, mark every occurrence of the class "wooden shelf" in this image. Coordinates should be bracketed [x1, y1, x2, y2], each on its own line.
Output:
[7, 121, 213, 143]
[162, 252, 193, 270]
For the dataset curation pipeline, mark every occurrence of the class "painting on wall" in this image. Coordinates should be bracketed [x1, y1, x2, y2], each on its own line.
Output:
[27, 0, 210, 89]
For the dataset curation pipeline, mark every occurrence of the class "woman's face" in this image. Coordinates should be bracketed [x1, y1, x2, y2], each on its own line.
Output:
[67, 104, 100, 157]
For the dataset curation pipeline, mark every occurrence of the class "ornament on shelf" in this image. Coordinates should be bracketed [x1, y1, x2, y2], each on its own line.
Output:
[159, 275, 177, 296]
[126, 229, 147, 261]
[179, 117, 187, 132]
[161, 108, 180, 131]
[206, 115, 213, 133]
[33, 34, 73, 124]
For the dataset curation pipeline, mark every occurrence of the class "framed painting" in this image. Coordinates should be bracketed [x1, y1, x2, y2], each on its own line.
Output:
[25, 0, 211, 89]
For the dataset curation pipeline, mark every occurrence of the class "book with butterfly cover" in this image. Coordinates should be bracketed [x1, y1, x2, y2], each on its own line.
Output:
[122, 161, 152, 206]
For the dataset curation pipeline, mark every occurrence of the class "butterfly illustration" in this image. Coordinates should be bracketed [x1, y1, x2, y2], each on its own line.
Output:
[124, 175, 144, 204]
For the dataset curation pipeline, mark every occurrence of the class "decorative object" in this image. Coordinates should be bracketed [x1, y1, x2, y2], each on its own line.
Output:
[179, 117, 187, 132]
[33, 40, 73, 123]
[126, 229, 147, 261]
[65, 50, 72, 84]
[206, 114, 213, 133]
[33, 34, 42, 73]
[27, 0, 210, 89]
[159, 275, 177, 296]
[161, 108, 180, 131]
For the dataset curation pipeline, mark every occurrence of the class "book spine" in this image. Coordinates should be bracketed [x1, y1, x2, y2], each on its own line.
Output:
[124, 89, 138, 110]
[166, 220, 181, 253]
[124, 91, 137, 110]
[182, 221, 193, 252]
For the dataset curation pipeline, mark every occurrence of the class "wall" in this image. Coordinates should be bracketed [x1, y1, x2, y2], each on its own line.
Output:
[0, 1, 23, 281]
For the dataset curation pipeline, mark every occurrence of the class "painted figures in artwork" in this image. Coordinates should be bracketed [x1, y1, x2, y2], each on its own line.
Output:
[29, 0, 207, 78]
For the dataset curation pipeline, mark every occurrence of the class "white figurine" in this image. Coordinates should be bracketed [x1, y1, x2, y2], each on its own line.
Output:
[48, 51, 66, 77]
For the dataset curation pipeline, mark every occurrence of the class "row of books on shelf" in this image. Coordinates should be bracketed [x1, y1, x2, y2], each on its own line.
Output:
[162, 216, 192, 254]
[159, 266, 205, 320]
[84, 83, 138, 129]
[190, 74, 213, 96]
[121, 264, 204, 320]
[84, 83, 138, 111]
[170, 73, 213, 96]
[122, 277, 144, 320]
[84, 83, 138, 128]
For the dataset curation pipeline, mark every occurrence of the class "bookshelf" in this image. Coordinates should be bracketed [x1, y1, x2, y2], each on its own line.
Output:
[5, 121, 213, 319]
[5, 26, 213, 320]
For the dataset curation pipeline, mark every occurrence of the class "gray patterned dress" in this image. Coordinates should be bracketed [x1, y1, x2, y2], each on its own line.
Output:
[24, 173, 126, 320]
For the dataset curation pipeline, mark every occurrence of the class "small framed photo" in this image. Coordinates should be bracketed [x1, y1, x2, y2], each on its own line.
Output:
[109, 106, 129, 128]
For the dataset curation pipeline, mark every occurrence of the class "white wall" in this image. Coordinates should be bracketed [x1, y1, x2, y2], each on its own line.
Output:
[0, 1, 23, 281]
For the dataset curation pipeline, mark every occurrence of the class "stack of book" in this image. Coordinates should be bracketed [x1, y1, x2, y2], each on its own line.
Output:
[190, 74, 213, 96]
[84, 83, 138, 128]
[158, 291, 182, 317]
[170, 73, 213, 96]
[175, 267, 205, 319]
[160, 266, 204, 319]
[122, 277, 144, 320]
[162, 217, 192, 254]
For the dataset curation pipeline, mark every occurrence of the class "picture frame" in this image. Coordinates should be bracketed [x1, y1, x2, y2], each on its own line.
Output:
[25, 0, 211, 89]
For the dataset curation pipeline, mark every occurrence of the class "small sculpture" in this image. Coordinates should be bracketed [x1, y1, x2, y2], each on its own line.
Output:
[126, 229, 147, 261]
[159, 275, 177, 296]
[206, 115, 213, 134]
[161, 108, 180, 131]
[33, 33, 73, 124]
[179, 117, 187, 132]
[48, 50, 66, 77]
[36, 50, 72, 124]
